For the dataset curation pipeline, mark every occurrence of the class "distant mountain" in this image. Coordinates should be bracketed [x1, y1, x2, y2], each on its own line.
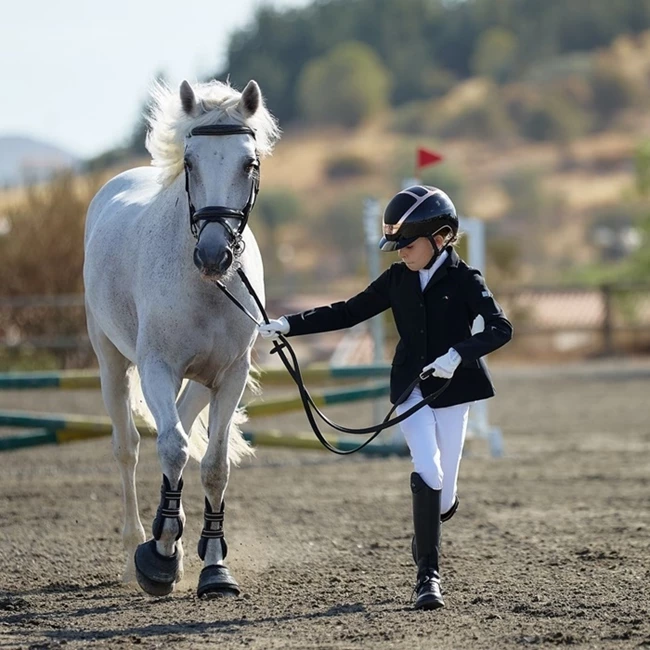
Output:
[0, 135, 80, 187]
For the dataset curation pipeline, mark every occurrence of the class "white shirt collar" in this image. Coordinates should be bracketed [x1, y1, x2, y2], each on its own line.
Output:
[418, 249, 448, 291]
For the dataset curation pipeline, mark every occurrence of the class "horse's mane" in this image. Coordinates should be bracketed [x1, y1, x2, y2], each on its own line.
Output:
[145, 80, 281, 187]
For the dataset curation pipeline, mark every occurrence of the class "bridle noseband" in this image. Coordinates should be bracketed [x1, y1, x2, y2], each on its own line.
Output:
[184, 124, 260, 254]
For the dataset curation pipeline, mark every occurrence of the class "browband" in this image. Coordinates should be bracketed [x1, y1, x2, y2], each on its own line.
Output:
[189, 125, 256, 138]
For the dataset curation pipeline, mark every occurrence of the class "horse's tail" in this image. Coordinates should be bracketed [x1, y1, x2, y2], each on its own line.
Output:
[128, 367, 258, 465]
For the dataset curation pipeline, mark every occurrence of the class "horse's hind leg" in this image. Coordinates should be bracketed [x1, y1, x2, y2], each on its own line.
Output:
[133, 359, 187, 596]
[88, 319, 145, 584]
[197, 360, 249, 599]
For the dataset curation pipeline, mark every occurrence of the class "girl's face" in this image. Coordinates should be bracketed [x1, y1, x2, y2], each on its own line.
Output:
[398, 235, 444, 271]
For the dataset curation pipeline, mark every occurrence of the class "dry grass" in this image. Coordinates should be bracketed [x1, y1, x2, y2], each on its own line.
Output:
[543, 170, 634, 212]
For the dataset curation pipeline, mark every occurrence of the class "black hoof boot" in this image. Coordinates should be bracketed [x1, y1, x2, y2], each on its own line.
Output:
[197, 565, 240, 599]
[196, 498, 240, 599]
[134, 539, 180, 596]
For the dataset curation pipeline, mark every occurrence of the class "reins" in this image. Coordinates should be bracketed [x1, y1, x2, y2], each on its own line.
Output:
[214, 268, 450, 455]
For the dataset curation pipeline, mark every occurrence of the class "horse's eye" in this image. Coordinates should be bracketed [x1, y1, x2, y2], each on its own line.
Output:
[245, 160, 259, 174]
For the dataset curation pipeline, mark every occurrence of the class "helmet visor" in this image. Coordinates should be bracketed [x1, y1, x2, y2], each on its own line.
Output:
[378, 235, 418, 251]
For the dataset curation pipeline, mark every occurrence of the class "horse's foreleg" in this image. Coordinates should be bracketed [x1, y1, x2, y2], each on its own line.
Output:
[90, 322, 145, 584]
[177, 380, 211, 451]
[133, 359, 187, 596]
[196, 361, 249, 599]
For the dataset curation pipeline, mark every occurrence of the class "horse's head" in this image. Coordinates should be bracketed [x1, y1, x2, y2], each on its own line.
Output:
[181, 80, 263, 279]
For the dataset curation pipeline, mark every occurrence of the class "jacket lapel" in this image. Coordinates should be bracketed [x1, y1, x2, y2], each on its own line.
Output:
[423, 247, 459, 294]
[409, 263, 423, 297]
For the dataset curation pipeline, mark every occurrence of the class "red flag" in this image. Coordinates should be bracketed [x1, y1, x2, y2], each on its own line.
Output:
[417, 147, 443, 170]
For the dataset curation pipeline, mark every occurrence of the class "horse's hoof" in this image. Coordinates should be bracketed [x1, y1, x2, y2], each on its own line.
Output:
[197, 564, 240, 599]
[134, 539, 180, 597]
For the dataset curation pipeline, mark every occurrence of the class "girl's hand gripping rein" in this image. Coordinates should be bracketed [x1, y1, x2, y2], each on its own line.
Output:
[420, 348, 462, 380]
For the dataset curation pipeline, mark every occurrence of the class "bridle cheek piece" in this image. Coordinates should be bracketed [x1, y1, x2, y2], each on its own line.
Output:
[183, 124, 260, 256]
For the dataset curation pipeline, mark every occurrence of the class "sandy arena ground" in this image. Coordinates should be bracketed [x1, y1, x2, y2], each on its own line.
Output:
[1, 361, 649, 649]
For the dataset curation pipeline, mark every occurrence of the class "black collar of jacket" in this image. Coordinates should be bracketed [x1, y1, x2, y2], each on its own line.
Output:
[418, 246, 460, 293]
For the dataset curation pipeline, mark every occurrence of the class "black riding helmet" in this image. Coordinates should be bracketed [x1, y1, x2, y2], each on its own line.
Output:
[378, 185, 458, 253]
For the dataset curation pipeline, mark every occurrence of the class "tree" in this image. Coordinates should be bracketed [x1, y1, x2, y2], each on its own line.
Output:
[590, 60, 639, 127]
[519, 94, 590, 145]
[254, 189, 302, 279]
[215, 0, 650, 126]
[471, 27, 518, 83]
[297, 41, 391, 127]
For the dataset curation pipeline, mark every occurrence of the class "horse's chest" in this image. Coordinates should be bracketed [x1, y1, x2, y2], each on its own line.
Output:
[179, 312, 252, 378]
[183, 343, 247, 387]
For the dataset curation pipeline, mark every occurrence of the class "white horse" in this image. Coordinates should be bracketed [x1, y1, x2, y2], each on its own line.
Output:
[83, 79, 280, 598]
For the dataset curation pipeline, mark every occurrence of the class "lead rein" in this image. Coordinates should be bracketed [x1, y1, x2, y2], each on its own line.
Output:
[210, 268, 450, 455]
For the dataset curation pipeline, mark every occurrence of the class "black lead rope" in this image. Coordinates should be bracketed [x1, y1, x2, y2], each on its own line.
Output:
[214, 269, 450, 455]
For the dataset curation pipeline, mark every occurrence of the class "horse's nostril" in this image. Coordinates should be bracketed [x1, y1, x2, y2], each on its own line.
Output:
[194, 245, 232, 275]
[193, 247, 205, 270]
[220, 249, 233, 271]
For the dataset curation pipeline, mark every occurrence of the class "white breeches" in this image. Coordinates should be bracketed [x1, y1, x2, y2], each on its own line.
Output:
[396, 385, 471, 515]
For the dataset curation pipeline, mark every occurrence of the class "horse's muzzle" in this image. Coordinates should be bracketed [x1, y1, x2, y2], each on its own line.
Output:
[193, 245, 233, 277]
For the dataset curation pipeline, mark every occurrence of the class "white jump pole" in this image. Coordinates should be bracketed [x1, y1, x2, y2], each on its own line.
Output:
[460, 216, 504, 458]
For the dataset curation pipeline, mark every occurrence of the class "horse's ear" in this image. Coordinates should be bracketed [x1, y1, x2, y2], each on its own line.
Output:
[239, 80, 261, 117]
[180, 80, 196, 115]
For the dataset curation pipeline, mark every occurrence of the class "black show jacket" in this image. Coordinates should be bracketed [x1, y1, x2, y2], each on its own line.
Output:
[285, 248, 513, 408]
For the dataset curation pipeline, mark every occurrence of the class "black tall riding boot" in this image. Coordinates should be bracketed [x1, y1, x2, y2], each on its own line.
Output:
[411, 472, 445, 610]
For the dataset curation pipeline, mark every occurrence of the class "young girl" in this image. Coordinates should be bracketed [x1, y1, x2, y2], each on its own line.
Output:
[258, 185, 513, 610]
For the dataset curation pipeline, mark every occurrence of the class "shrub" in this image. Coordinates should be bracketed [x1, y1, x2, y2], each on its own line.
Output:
[0, 172, 104, 367]
[438, 98, 515, 140]
[392, 100, 440, 136]
[500, 168, 546, 223]
[325, 154, 373, 180]
[253, 188, 302, 279]
[589, 60, 640, 126]
[0, 172, 102, 296]
[519, 95, 591, 143]
[255, 188, 302, 231]
[471, 27, 518, 83]
[486, 236, 521, 281]
[297, 41, 391, 127]
[314, 192, 367, 274]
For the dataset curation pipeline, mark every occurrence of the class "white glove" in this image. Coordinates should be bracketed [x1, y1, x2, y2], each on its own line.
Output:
[420, 348, 462, 380]
[257, 316, 290, 339]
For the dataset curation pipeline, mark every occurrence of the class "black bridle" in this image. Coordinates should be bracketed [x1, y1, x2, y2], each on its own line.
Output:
[184, 124, 260, 252]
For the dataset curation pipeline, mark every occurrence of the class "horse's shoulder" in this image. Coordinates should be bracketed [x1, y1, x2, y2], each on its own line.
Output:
[92, 167, 161, 211]
[109, 167, 159, 195]
[86, 167, 163, 242]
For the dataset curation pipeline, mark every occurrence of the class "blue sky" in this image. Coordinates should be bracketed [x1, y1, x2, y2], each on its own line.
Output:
[0, 0, 311, 158]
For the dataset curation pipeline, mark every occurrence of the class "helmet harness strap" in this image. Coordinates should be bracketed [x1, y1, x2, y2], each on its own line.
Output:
[423, 227, 452, 270]
[424, 235, 441, 270]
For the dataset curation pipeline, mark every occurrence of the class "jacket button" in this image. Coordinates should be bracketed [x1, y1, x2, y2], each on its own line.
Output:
[420, 355, 425, 360]
[420, 329, 424, 334]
